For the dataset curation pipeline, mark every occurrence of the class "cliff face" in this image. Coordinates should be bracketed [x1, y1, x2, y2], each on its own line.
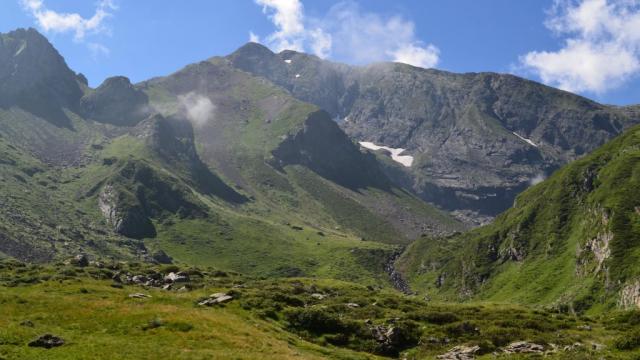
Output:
[0, 28, 84, 127]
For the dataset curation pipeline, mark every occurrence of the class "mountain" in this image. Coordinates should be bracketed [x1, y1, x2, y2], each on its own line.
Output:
[227, 42, 639, 225]
[0, 28, 461, 284]
[399, 123, 640, 312]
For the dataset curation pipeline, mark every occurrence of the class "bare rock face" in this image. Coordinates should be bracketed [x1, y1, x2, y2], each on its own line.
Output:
[270, 110, 389, 191]
[0, 28, 83, 127]
[619, 280, 640, 309]
[98, 184, 156, 239]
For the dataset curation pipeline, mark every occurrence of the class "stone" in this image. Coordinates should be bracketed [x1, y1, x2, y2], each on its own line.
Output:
[345, 302, 360, 308]
[198, 292, 234, 306]
[128, 293, 151, 299]
[164, 272, 189, 283]
[436, 345, 480, 360]
[71, 254, 89, 267]
[28, 334, 65, 349]
[504, 341, 544, 354]
[310, 293, 326, 300]
[131, 275, 147, 284]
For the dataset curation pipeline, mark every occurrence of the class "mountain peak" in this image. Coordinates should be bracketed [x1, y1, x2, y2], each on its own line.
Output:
[230, 42, 275, 59]
[0, 28, 83, 126]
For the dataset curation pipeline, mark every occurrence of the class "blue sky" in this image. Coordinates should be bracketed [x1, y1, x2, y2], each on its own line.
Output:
[2, 0, 639, 105]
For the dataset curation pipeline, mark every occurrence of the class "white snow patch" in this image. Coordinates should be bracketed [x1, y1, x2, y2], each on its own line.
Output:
[14, 42, 26, 57]
[512, 132, 538, 147]
[295, 73, 301, 78]
[284, 59, 292, 64]
[359, 141, 414, 167]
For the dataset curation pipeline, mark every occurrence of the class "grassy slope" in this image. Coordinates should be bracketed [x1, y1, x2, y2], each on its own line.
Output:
[3, 261, 640, 359]
[399, 124, 640, 311]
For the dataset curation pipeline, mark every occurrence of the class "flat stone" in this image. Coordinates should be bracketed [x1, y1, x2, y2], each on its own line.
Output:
[128, 293, 151, 299]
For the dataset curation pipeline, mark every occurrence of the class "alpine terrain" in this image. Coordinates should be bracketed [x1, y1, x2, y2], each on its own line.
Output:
[0, 26, 640, 360]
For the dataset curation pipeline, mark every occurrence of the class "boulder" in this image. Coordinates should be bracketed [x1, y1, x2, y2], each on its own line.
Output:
[436, 345, 480, 360]
[71, 254, 89, 267]
[504, 341, 544, 354]
[28, 334, 65, 349]
[164, 272, 189, 283]
[198, 292, 234, 306]
[128, 293, 151, 299]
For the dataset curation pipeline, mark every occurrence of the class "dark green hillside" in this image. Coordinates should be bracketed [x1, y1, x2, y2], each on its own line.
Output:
[400, 124, 640, 311]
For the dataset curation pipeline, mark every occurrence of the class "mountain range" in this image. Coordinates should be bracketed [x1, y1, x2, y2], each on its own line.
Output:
[2, 27, 640, 359]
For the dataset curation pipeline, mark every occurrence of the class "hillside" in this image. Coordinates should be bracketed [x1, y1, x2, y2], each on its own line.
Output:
[0, 28, 461, 286]
[399, 124, 640, 312]
[227, 42, 639, 224]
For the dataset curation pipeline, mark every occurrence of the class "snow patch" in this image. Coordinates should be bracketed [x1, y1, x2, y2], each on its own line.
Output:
[359, 141, 414, 167]
[14, 42, 26, 57]
[284, 59, 292, 64]
[512, 132, 538, 147]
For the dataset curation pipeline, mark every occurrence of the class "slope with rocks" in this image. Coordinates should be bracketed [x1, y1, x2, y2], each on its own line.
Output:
[0, 28, 462, 285]
[227, 42, 639, 224]
[398, 124, 640, 312]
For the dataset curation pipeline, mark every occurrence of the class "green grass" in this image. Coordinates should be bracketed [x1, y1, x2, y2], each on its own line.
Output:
[400, 124, 640, 312]
[2, 261, 640, 359]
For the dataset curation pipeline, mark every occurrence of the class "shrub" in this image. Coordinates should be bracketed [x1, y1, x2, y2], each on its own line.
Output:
[285, 308, 356, 334]
[615, 330, 640, 350]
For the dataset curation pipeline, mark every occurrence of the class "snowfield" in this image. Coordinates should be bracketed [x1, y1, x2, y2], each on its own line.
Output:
[512, 132, 538, 147]
[359, 141, 414, 167]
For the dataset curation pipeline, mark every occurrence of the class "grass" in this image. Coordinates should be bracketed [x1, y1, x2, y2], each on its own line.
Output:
[2, 260, 640, 359]
[400, 124, 640, 312]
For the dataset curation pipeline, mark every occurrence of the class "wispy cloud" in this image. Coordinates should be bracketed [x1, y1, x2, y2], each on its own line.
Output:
[252, 0, 439, 69]
[178, 92, 216, 127]
[20, 0, 117, 56]
[519, 0, 640, 93]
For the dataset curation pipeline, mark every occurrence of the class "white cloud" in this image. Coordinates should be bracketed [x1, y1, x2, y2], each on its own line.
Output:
[389, 43, 439, 69]
[178, 92, 216, 127]
[249, 31, 260, 43]
[20, 0, 117, 41]
[253, 0, 439, 68]
[255, 0, 305, 52]
[520, 0, 640, 93]
[87, 42, 110, 58]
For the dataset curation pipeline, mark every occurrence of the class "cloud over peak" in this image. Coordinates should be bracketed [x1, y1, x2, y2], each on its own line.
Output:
[252, 0, 439, 69]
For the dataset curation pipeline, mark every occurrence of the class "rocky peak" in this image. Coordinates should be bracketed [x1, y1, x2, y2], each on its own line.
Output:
[0, 28, 83, 126]
[80, 76, 149, 126]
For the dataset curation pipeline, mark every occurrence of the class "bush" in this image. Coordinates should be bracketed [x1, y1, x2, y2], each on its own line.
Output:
[615, 330, 640, 350]
[409, 311, 460, 325]
[285, 308, 357, 334]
